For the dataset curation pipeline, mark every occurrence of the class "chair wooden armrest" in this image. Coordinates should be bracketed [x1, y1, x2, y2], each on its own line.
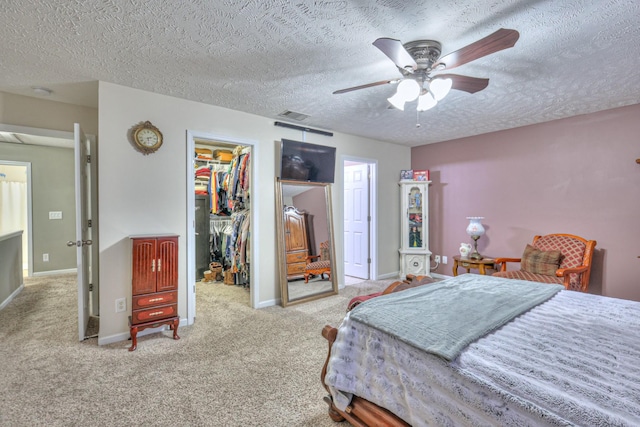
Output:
[556, 265, 589, 291]
[305, 254, 321, 262]
[493, 257, 521, 272]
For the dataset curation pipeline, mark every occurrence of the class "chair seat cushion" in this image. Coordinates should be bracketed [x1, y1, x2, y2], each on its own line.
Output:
[521, 244, 562, 276]
[306, 260, 330, 270]
[493, 270, 562, 285]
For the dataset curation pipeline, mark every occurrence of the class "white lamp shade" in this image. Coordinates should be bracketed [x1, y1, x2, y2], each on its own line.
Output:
[430, 78, 452, 101]
[396, 79, 421, 101]
[417, 92, 437, 111]
[387, 92, 406, 110]
[466, 217, 485, 237]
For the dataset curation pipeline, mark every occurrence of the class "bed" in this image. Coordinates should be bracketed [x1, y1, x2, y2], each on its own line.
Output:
[321, 274, 640, 426]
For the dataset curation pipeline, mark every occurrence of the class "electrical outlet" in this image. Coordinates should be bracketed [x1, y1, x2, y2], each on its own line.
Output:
[115, 298, 126, 313]
[48, 211, 63, 220]
[442, 256, 448, 265]
[434, 255, 441, 263]
[43, 253, 49, 262]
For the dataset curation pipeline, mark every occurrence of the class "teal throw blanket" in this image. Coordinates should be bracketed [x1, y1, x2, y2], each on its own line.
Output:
[350, 274, 563, 361]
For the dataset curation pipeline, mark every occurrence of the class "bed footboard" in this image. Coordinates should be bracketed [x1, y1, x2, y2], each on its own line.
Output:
[321, 325, 409, 427]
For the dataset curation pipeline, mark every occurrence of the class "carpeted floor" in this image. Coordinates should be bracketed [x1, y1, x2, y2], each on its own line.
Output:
[0, 274, 399, 426]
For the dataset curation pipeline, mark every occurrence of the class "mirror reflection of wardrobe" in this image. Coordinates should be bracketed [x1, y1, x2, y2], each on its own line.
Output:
[276, 179, 337, 306]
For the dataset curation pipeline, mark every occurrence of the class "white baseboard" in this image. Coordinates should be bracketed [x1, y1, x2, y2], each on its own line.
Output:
[0, 283, 24, 311]
[255, 298, 278, 309]
[376, 271, 401, 280]
[432, 272, 452, 280]
[98, 317, 189, 346]
[31, 268, 77, 277]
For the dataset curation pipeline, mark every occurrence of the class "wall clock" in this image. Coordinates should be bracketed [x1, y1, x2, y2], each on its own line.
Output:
[131, 121, 163, 154]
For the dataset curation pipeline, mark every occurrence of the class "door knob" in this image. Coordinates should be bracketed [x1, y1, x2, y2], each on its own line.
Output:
[67, 240, 78, 247]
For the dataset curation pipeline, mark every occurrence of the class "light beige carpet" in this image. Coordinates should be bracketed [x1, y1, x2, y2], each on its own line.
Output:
[0, 274, 398, 426]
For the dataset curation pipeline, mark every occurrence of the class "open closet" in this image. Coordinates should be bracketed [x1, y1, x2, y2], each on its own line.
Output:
[193, 140, 251, 289]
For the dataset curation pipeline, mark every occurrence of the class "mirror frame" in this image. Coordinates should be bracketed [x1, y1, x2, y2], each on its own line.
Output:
[275, 178, 338, 307]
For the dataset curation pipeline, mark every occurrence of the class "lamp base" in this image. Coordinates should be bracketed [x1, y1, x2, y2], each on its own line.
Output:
[470, 236, 483, 260]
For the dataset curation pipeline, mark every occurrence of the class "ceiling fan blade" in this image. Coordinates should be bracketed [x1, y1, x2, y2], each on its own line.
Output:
[437, 74, 489, 94]
[433, 28, 519, 70]
[373, 38, 417, 71]
[333, 79, 399, 94]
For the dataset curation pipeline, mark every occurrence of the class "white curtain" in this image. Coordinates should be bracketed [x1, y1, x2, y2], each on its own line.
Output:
[0, 181, 28, 268]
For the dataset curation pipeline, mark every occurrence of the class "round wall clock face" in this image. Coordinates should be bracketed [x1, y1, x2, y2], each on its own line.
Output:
[131, 121, 163, 154]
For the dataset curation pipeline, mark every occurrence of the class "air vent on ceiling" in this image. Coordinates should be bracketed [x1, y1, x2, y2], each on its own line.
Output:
[277, 110, 310, 121]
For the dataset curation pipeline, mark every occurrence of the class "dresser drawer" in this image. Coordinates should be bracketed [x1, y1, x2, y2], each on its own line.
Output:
[132, 291, 177, 310]
[287, 262, 307, 275]
[286, 251, 308, 264]
[131, 303, 177, 325]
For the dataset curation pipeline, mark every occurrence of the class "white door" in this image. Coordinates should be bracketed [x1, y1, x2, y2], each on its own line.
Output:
[344, 163, 369, 279]
[71, 123, 91, 341]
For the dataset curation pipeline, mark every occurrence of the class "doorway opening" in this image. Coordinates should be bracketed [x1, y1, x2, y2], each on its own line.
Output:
[0, 161, 31, 276]
[343, 157, 377, 284]
[185, 131, 258, 325]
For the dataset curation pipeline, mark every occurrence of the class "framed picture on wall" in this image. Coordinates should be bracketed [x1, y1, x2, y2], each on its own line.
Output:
[400, 169, 413, 180]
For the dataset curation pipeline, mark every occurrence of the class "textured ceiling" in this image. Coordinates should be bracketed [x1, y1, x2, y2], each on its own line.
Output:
[1, 0, 639, 147]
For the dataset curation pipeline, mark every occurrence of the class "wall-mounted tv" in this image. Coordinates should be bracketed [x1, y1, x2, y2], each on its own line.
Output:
[280, 139, 336, 183]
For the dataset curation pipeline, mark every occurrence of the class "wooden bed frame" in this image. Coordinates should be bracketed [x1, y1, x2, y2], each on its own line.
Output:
[320, 275, 433, 426]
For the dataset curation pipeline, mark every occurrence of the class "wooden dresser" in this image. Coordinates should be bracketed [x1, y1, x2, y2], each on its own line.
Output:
[283, 206, 312, 280]
[128, 234, 180, 351]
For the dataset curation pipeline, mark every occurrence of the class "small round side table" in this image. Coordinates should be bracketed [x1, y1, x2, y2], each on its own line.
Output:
[453, 255, 497, 276]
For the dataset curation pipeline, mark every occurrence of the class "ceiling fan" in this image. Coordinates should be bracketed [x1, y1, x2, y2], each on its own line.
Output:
[333, 28, 520, 112]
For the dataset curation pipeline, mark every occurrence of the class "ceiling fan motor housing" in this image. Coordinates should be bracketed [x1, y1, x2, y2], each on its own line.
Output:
[403, 40, 442, 71]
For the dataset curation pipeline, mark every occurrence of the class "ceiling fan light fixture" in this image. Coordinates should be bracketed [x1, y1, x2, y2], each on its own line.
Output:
[430, 78, 452, 101]
[397, 79, 421, 101]
[417, 92, 437, 111]
[387, 92, 407, 110]
[388, 79, 420, 110]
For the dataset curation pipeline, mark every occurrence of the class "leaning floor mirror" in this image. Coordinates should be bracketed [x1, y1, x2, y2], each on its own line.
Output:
[275, 179, 338, 307]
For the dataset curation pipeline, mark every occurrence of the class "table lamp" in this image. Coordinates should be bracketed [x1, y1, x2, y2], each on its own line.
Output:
[466, 217, 485, 260]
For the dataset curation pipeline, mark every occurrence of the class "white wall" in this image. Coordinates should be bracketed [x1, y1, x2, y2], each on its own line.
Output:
[98, 82, 409, 344]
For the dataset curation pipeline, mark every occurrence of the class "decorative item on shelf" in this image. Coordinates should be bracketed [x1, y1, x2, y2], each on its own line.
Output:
[459, 242, 472, 258]
[413, 169, 430, 181]
[466, 216, 485, 260]
[400, 169, 413, 180]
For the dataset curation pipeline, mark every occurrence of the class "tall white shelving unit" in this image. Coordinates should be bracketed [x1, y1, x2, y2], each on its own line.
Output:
[398, 180, 431, 277]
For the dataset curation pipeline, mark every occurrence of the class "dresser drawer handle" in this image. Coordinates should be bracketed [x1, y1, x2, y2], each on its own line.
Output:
[148, 297, 164, 303]
[149, 311, 164, 317]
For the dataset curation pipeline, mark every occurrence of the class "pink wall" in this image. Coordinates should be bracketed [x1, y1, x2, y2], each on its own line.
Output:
[412, 104, 640, 301]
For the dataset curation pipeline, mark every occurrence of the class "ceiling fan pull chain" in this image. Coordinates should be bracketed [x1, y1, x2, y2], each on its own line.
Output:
[416, 110, 421, 128]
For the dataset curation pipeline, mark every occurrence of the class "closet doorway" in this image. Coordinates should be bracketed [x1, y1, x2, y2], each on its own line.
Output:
[343, 157, 377, 282]
[185, 131, 258, 325]
[0, 161, 31, 276]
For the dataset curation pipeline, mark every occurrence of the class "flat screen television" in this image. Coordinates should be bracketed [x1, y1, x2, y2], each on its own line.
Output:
[280, 139, 336, 183]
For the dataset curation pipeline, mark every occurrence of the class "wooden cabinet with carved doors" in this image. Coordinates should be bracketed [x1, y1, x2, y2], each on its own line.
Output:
[128, 234, 180, 351]
[283, 206, 312, 280]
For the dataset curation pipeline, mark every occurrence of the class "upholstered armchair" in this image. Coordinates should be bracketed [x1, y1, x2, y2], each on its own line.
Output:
[493, 233, 596, 292]
[304, 241, 331, 283]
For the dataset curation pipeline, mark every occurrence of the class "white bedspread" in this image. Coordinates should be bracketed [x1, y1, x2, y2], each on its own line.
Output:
[325, 289, 640, 426]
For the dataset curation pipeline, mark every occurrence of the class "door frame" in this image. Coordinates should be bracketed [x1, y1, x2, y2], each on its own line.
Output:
[341, 155, 377, 281]
[0, 160, 32, 276]
[185, 130, 259, 325]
